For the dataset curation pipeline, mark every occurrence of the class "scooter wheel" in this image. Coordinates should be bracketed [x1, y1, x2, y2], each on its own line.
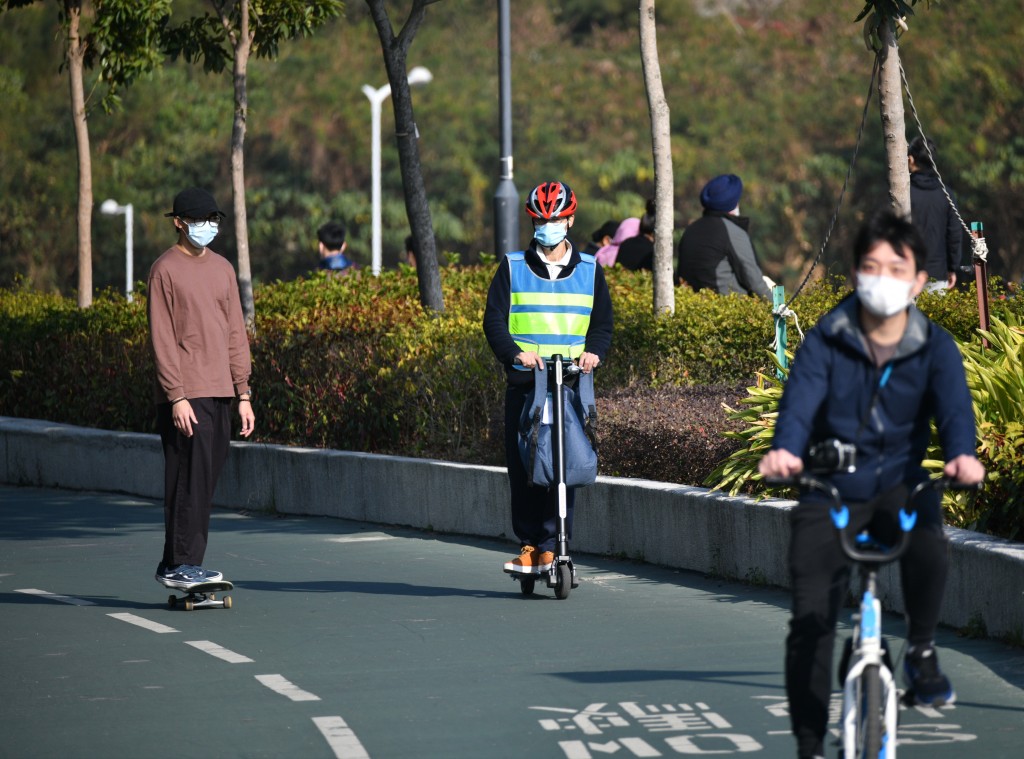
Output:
[555, 564, 572, 600]
[519, 578, 535, 596]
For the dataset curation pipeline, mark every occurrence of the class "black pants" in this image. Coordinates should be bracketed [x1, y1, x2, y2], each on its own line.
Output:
[503, 383, 575, 552]
[156, 397, 231, 568]
[786, 484, 948, 757]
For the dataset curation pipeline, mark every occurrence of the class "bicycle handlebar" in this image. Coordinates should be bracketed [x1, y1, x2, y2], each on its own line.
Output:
[765, 473, 981, 565]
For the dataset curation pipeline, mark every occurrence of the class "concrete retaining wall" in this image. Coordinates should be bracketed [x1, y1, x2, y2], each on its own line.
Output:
[2, 416, 1021, 638]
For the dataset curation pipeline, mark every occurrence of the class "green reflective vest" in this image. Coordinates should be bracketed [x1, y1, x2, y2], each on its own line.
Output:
[506, 250, 596, 360]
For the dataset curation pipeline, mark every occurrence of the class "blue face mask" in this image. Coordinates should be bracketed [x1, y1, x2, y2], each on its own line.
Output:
[534, 221, 568, 249]
[185, 219, 220, 248]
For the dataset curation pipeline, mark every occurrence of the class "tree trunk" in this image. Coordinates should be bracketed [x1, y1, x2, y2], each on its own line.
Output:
[639, 0, 675, 315]
[67, 1, 93, 308]
[877, 20, 910, 218]
[366, 0, 444, 313]
[232, 0, 255, 326]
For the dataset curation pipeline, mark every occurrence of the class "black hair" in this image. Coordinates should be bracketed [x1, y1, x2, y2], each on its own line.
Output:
[317, 221, 347, 250]
[908, 136, 937, 172]
[853, 209, 927, 272]
[639, 198, 656, 236]
[591, 220, 619, 243]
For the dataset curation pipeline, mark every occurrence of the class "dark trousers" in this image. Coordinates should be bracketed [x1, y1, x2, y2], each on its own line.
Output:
[503, 384, 575, 552]
[786, 484, 948, 757]
[156, 397, 231, 568]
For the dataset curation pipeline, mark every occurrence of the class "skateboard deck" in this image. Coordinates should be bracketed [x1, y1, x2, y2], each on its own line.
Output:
[163, 580, 234, 611]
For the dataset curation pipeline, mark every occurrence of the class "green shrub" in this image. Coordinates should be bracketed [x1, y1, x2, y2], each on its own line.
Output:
[2, 269, 1020, 539]
[706, 313, 1024, 541]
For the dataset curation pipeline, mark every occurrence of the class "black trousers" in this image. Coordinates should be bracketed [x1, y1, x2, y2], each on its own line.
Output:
[503, 383, 575, 552]
[786, 484, 948, 757]
[156, 397, 231, 568]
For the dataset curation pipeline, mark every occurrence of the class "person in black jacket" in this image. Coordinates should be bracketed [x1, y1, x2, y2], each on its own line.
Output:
[676, 174, 772, 299]
[483, 181, 613, 575]
[908, 136, 963, 292]
[759, 211, 985, 759]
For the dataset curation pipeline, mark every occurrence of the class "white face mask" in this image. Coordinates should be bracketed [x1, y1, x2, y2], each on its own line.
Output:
[856, 273, 914, 317]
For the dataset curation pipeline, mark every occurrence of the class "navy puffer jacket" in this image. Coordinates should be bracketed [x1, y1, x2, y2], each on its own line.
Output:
[771, 294, 976, 503]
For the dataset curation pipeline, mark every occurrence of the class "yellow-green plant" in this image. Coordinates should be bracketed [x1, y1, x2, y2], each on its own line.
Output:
[707, 317, 1024, 540]
[945, 315, 1024, 538]
[705, 352, 790, 497]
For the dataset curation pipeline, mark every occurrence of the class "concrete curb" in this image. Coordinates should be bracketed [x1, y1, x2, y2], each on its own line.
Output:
[2, 416, 1022, 638]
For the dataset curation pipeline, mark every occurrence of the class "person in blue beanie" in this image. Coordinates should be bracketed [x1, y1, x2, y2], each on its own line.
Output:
[676, 173, 772, 298]
[758, 210, 985, 759]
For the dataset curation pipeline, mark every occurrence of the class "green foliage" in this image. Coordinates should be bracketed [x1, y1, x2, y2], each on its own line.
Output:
[949, 315, 1024, 538]
[3, 267, 1023, 540]
[705, 306, 1024, 541]
[3, 0, 1022, 297]
[704, 353, 790, 497]
[163, 1, 343, 72]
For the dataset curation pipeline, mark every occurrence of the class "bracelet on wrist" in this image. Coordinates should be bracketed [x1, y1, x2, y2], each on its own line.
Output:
[170, 397, 187, 406]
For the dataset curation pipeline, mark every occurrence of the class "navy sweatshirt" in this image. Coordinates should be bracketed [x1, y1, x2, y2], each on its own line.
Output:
[772, 294, 976, 502]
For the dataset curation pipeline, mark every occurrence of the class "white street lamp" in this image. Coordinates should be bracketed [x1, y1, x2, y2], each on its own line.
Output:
[100, 198, 134, 302]
[362, 65, 433, 276]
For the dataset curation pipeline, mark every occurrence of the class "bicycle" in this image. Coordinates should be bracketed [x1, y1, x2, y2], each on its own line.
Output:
[770, 473, 979, 759]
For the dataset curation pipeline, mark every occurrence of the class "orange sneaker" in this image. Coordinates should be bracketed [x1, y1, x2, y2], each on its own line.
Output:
[504, 545, 537, 573]
[535, 551, 555, 573]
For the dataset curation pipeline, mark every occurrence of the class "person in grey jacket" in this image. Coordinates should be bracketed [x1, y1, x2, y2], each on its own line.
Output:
[676, 173, 772, 299]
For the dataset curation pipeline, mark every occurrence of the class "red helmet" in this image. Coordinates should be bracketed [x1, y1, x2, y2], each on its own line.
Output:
[525, 181, 577, 220]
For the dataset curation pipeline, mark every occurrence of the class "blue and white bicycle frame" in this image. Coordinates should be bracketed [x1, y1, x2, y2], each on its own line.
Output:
[831, 502, 917, 759]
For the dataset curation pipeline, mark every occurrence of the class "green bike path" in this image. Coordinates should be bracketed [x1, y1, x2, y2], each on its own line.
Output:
[1, 486, 1021, 758]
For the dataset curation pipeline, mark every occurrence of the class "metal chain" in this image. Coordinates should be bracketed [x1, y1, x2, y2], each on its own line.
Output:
[785, 55, 879, 309]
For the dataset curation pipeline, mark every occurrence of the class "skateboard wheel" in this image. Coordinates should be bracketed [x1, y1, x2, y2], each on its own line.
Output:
[168, 595, 177, 609]
[209, 593, 216, 601]
[185, 599, 194, 611]
[223, 595, 232, 609]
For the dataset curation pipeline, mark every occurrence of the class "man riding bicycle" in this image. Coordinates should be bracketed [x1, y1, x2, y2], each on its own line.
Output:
[758, 210, 985, 759]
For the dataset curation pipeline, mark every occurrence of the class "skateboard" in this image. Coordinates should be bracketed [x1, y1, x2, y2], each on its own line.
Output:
[163, 580, 233, 611]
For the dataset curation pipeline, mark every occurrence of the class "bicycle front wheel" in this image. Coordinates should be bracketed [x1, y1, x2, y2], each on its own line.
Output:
[859, 664, 883, 758]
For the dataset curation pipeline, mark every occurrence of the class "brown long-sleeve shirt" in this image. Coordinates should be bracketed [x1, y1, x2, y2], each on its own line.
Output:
[147, 245, 252, 404]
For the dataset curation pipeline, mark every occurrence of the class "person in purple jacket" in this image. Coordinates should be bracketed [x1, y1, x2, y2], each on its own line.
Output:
[758, 210, 985, 759]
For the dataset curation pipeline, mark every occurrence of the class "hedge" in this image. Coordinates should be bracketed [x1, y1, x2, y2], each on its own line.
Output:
[2, 266, 1021, 539]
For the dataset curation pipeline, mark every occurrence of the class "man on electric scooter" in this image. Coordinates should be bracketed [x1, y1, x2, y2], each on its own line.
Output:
[758, 210, 985, 759]
[483, 181, 613, 575]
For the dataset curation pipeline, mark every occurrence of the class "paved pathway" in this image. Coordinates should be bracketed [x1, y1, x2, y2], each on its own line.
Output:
[1, 485, 1021, 758]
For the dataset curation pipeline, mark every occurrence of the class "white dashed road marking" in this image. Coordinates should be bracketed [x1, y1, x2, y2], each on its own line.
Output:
[185, 640, 254, 663]
[107, 613, 179, 634]
[15, 588, 96, 606]
[313, 716, 371, 759]
[255, 674, 321, 702]
[327, 534, 396, 544]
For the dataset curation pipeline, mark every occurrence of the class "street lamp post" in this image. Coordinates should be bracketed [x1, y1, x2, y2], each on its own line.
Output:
[362, 65, 432, 276]
[493, 0, 519, 259]
[100, 198, 134, 302]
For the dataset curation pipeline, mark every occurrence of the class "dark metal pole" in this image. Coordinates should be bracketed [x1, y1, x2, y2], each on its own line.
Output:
[493, 0, 518, 259]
